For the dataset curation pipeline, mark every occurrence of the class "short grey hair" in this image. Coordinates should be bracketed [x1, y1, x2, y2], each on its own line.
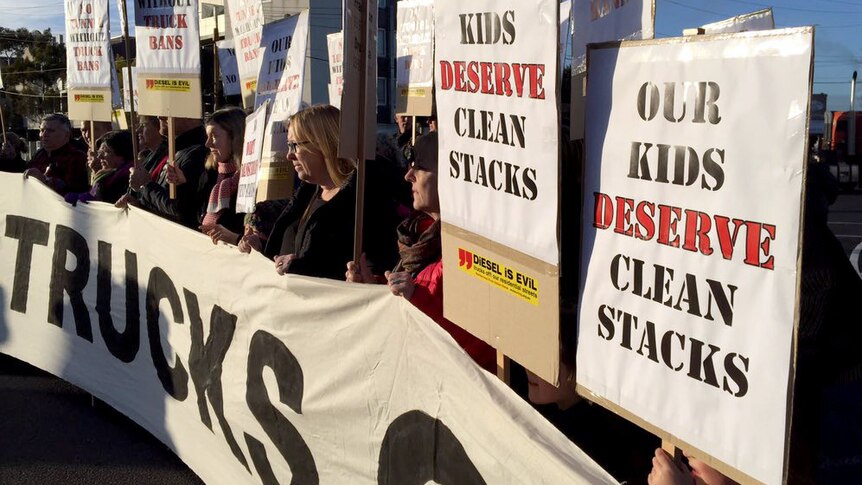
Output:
[42, 113, 72, 133]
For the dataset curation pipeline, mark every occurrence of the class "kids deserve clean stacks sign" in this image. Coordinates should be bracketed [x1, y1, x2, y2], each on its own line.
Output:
[577, 28, 813, 484]
[435, 1, 559, 266]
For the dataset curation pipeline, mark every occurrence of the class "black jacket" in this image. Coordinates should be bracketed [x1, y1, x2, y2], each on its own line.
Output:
[264, 168, 399, 280]
[136, 126, 213, 229]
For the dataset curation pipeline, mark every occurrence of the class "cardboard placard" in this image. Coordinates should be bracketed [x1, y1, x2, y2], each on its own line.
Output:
[65, 0, 113, 123]
[225, 0, 265, 108]
[236, 101, 268, 213]
[577, 28, 814, 485]
[327, 32, 344, 109]
[134, 0, 202, 118]
[700, 8, 774, 34]
[216, 39, 241, 96]
[68, 88, 114, 123]
[434, 0, 561, 385]
[122, 66, 138, 112]
[338, 0, 377, 162]
[395, 0, 434, 116]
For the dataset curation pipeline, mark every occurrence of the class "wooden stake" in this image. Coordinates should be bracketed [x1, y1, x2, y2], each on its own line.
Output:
[0, 102, 8, 144]
[89, 120, 96, 148]
[118, 0, 139, 165]
[496, 351, 511, 384]
[213, 20, 221, 110]
[411, 115, 416, 145]
[351, 0, 371, 266]
[168, 117, 176, 199]
[662, 440, 683, 461]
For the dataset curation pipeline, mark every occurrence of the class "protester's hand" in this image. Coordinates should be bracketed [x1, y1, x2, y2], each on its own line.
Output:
[165, 164, 187, 185]
[386, 270, 415, 300]
[648, 449, 694, 485]
[200, 223, 240, 245]
[115, 193, 139, 209]
[129, 166, 150, 191]
[346, 253, 376, 283]
[64, 193, 79, 206]
[23, 168, 47, 183]
[275, 254, 295, 275]
[238, 228, 263, 254]
[87, 149, 100, 171]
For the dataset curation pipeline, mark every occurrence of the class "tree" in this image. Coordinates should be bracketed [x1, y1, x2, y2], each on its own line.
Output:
[0, 27, 66, 131]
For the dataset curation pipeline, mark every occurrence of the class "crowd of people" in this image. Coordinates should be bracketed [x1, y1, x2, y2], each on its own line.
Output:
[1, 103, 860, 484]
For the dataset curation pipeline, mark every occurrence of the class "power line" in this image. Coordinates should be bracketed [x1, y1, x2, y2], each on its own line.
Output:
[719, 0, 862, 14]
[0, 89, 65, 98]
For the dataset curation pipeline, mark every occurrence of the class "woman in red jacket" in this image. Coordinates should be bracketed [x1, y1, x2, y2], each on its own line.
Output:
[348, 132, 496, 372]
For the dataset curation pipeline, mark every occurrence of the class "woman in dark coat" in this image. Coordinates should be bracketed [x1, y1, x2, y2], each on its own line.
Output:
[64, 130, 134, 204]
[265, 104, 398, 280]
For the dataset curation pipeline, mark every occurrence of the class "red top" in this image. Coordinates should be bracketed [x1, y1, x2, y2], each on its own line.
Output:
[410, 259, 497, 373]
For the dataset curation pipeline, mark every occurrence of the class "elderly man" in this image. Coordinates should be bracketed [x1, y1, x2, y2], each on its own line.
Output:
[24, 113, 89, 195]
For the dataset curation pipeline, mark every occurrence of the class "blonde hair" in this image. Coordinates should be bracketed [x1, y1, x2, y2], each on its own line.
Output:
[287, 105, 356, 187]
[205, 106, 246, 170]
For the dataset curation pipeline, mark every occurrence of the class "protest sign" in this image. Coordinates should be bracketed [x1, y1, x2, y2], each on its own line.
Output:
[560, 0, 572, 75]
[569, 0, 654, 140]
[254, 11, 309, 203]
[122, 66, 138, 112]
[134, 0, 202, 118]
[339, 0, 377, 162]
[434, 0, 561, 385]
[326, 32, 344, 109]
[236, 101, 268, 214]
[110, 55, 122, 110]
[577, 28, 814, 485]
[395, 0, 434, 115]
[700, 8, 774, 34]
[0, 172, 616, 485]
[65, 0, 113, 122]
[217, 40, 241, 96]
[225, 0, 264, 108]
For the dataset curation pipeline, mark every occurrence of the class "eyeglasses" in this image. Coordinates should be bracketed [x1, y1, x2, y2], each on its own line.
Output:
[286, 140, 312, 153]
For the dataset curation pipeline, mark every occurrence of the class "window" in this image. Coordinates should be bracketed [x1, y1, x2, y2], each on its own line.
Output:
[377, 28, 386, 56]
[377, 78, 387, 106]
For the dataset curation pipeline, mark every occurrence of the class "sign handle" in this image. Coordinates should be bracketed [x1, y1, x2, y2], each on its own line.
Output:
[168, 116, 176, 200]
[0, 101, 8, 144]
[118, 0, 139, 166]
[662, 441, 683, 461]
[351, 0, 371, 266]
[496, 351, 511, 384]
[411, 115, 417, 146]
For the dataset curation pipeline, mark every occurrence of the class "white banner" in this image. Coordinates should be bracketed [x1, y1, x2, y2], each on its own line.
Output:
[225, 0, 265, 105]
[122, 66, 138, 112]
[236, 102, 268, 214]
[571, 0, 653, 73]
[396, 0, 434, 89]
[0, 173, 615, 485]
[65, 0, 112, 88]
[700, 8, 774, 34]
[578, 28, 813, 485]
[435, 0, 560, 265]
[217, 40, 242, 96]
[134, 0, 200, 74]
[255, 11, 309, 118]
[326, 32, 344, 108]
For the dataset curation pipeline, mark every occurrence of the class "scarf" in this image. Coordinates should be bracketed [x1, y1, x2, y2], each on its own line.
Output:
[396, 212, 441, 276]
[202, 162, 239, 226]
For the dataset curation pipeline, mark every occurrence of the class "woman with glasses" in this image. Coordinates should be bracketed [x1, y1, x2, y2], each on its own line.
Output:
[64, 130, 134, 205]
[264, 104, 399, 280]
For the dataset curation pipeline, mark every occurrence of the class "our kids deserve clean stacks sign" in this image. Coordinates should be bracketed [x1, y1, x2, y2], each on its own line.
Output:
[435, 1, 561, 384]
[577, 28, 813, 485]
[134, 0, 202, 118]
[65, 0, 113, 122]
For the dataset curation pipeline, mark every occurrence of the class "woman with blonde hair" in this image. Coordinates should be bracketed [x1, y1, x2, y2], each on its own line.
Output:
[167, 106, 247, 244]
[265, 104, 399, 280]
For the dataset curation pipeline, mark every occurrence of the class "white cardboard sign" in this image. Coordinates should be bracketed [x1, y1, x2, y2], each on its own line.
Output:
[122, 66, 138, 112]
[236, 101, 268, 214]
[225, 0, 265, 106]
[217, 39, 242, 96]
[571, 0, 653, 73]
[326, 32, 344, 108]
[434, 0, 560, 265]
[396, 0, 435, 90]
[65, 0, 112, 88]
[700, 8, 775, 35]
[134, 0, 200, 74]
[255, 11, 309, 118]
[577, 29, 813, 485]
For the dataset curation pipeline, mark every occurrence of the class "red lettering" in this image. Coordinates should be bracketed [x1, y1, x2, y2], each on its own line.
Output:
[614, 196, 635, 236]
[657, 204, 682, 247]
[439, 61, 453, 90]
[593, 192, 613, 229]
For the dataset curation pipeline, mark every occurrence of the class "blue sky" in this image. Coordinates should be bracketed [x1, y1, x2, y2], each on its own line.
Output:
[1, 0, 860, 110]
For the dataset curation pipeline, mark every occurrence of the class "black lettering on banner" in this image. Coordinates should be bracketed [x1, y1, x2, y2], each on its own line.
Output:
[146, 266, 189, 400]
[183, 289, 249, 471]
[97, 242, 140, 363]
[48, 225, 92, 342]
[4, 215, 49, 313]
[245, 330, 318, 484]
[377, 410, 486, 485]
